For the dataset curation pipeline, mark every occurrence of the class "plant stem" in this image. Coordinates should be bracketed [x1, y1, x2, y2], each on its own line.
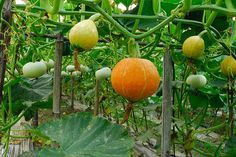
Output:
[12, 10, 73, 29]
[225, 0, 236, 10]
[202, 0, 211, 24]
[73, 49, 80, 71]
[7, 87, 12, 118]
[194, 122, 226, 134]
[70, 75, 75, 110]
[13, 5, 223, 38]
[32, 110, 39, 127]
[0, 0, 4, 22]
[82, 1, 177, 39]
[0, 107, 30, 132]
[15, 3, 236, 17]
[152, 0, 161, 15]
[80, 4, 86, 21]
[198, 30, 208, 37]
[128, 38, 140, 57]
[94, 79, 100, 116]
[205, 0, 222, 27]
[182, 0, 192, 12]
[228, 78, 234, 137]
[193, 106, 208, 129]
[131, 0, 144, 33]
[142, 33, 161, 58]
[3, 129, 10, 157]
[7, 38, 18, 121]
[131, 109, 138, 132]
[230, 20, 236, 48]
[40, 0, 63, 15]
[190, 4, 236, 16]
[102, 0, 112, 15]
[193, 147, 214, 157]
[142, 109, 148, 130]
[120, 102, 133, 124]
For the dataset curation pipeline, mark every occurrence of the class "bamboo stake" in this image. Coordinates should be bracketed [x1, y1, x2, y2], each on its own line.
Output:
[161, 48, 173, 157]
[53, 33, 63, 118]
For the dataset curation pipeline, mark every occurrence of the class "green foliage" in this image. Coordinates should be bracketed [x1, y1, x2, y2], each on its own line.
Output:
[224, 136, 236, 157]
[10, 74, 53, 120]
[188, 90, 209, 109]
[11, 74, 52, 104]
[1, 0, 236, 156]
[19, 112, 134, 157]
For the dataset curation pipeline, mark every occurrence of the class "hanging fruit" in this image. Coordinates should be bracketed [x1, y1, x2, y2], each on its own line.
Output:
[111, 58, 161, 102]
[182, 36, 205, 59]
[68, 19, 98, 51]
[23, 61, 47, 78]
[186, 74, 207, 89]
[220, 55, 236, 77]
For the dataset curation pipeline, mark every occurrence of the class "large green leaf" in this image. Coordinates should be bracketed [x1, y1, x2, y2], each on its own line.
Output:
[19, 112, 134, 157]
[209, 94, 225, 108]
[11, 74, 53, 104]
[188, 90, 209, 109]
[10, 74, 53, 119]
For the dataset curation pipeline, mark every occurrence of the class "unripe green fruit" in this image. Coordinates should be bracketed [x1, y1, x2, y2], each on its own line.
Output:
[23, 61, 47, 78]
[182, 36, 205, 59]
[46, 59, 54, 69]
[41, 59, 54, 70]
[95, 67, 111, 80]
[72, 71, 81, 77]
[50, 68, 54, 73]
[61, 71, 68, 77]
[68, 19, 98, 50]
[80, 64, 90, 73]
[66, 65, 75, 72]
[186, 74, 207, 89]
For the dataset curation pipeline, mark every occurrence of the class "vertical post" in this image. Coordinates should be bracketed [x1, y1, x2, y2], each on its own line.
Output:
[53, 33, 63, 118]
[0, 0, 12, 107]
[161, 48, 173, 157]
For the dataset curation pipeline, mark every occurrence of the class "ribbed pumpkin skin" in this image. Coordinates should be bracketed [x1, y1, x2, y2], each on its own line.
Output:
[182, 36, 205, 59]
[220, 56, 236, 77]
[111, 58, 160, 102]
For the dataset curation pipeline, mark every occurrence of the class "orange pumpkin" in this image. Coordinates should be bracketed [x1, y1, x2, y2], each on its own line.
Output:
[111, 58, 160, 102]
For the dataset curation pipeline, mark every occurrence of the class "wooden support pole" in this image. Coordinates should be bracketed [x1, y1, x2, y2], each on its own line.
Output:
[53, 33, 63, 118]
[0, 0, 12, 107]
[161, 48, 173, 157]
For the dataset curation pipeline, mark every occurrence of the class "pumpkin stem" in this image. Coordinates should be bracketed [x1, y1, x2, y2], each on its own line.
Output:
[187, 59, 196, 74]
[73, 48, 80, 71]
[128, 38, 140, 58]
[120, 102, 133, 124]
